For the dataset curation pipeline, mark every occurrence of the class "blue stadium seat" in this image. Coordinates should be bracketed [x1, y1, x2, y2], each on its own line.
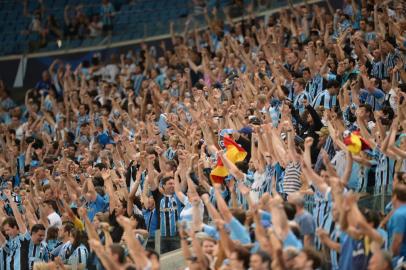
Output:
[0, 0, 230, 55]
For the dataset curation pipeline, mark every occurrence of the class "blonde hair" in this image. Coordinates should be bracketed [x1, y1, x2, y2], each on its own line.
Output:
[94, 212, 109, 222]
[33, 262, 51, 270]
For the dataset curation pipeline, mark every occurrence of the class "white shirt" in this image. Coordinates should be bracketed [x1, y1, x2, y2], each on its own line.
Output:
[387, 88, 397, 111]
[331, 150, 347, 178]
[250, 171, 266, 203]
[103, 64, 120, 82]
[47, 212, 62, 228]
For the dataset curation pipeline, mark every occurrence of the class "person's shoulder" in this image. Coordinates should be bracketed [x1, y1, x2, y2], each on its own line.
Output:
[19, 231, 31, 241]
[303, 210, 314, 219]
[394, 205, 406, 216]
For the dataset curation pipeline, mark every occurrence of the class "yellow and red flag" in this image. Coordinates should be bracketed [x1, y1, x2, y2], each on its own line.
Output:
[210, 136, 247, 184]
[223, 136, 247, 163]
[343, 130, 371, 154]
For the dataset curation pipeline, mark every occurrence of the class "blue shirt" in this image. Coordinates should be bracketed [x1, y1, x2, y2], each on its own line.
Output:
[312, 89, 338, 110]
[51, 241, 71, 263]
[152, 190, 183, 237]
[359, 88, 385, 111]
[283, 231, 303, 250]
[3, 231, 31, 270]
[143, 208, 158, 237]
[293, 91, 312, 114]
[67, 244, 88, 267]
[388, 204, 406, 257]
[348, 162, 372, 193]
[227, 217, 251, 245]
[339, 234, 371, 270]
[35, 80, 51, 91]
[305, 74, 324, 101]
[203, 224, 220, 240]
[295, 210, 316, 244]
[87, 194, 108, 221]
[28, 241, 49, 269]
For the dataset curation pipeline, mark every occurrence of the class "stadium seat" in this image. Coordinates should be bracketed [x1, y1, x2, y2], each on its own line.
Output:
[0, 0, 232, 55]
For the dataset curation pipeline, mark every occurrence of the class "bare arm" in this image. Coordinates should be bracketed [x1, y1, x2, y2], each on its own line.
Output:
[341, 151, 353, 185]
[5, 191, 27, 233]
[118, 216, 150, 269]
[218, 150, 245, 181]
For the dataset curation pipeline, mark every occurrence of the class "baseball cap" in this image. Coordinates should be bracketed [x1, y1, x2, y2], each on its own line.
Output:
[238, 127, 252, 135]
[315, 127, 329, 137]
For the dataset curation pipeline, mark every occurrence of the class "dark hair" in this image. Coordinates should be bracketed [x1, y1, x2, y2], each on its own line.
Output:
[327, 80, 340, 89]
[166, 160, 178, 171]
[95, 186, 106, 197]
[2, 217, 18, 229]
[302, 247, 323, 269]
[283, 202, 297, 220]
[80, 104, 90, 113]
[233, 246, 250, 269]
[373, 77, 382, 89]
[43, 199, 58, 212]
[31, 224, 46, 234]
[32, 138, 44, 149]
[382, 105, 394, 120]
[72, 229, 88, 250]
[393, 185, 406, 202]
[358, 104, 373, 121]
[63, 222, 75, 235]
[196, 185, 208, 197]
[110, 243, 126, 263]
[195, 82, 204, 90]
[348, 58, 356, 67]
[94, 163, 107, 171]
[92, 176, 105, 187]
[362, 209, 380, 229]
[253, 250, 272, 264]
[295, 78, 306, 88]
[161, 176, 174, 186]
[46, 226, 59, 241]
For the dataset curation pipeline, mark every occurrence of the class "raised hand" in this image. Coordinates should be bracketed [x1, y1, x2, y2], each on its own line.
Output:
[78, 207, 87, 218]
[101, 169, 111, 180]
[305, 135, 314, 146]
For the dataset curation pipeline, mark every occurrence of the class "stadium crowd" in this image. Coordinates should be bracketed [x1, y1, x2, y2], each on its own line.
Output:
[23, 0, 115, 50]
[0, 0, 406, 269]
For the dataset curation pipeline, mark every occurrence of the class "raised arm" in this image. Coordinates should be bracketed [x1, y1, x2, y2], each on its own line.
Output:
[78, 208, 100, 242]
[201, 193, 222, 221]
[5, 190, 27, 233]
[217, 150, 245, 181]
[340, 151, 353, 186]
[213, 185, 233, 222]
[127, 174, 141, 216]
[117, 216, 150, 269]
[173, 169, 186, 203]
